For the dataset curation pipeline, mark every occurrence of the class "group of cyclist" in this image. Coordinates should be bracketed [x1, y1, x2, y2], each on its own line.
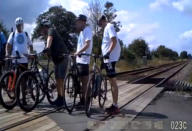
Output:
[0, 13, 121, 115]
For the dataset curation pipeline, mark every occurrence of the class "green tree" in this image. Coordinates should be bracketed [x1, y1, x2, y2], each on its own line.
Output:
[122, 45, 135, 62]
[128, 38, 150, 58]
[85, 0, 103, 55]
[119, 39, 124, 59]
[180, 51, 188, 59]
[86, 1, 123, 55]
[32, 6, 77, 51]
[153, 45, 178, 60]
[104, 1, 122, 32]
[85, 0, 102, 35]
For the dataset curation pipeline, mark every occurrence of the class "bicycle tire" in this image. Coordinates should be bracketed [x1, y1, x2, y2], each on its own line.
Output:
[0, 71, 17, 110]
[85, 73, 94, 117]
[63, 73, 77, 114]
[38, 86, 46, 104]
[16, 71, 39, 112]
[47, 71, 57, 105]
[98, 75, 107, 108]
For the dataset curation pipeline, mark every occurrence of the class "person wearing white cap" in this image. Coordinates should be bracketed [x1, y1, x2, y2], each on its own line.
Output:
[6, 17, 33, 105]
[6, 17, 33, 65]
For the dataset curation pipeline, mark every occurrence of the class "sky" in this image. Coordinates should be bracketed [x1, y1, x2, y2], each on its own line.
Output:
[0, 0, 192, 54]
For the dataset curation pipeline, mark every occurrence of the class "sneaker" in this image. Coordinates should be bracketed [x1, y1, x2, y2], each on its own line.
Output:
[105, 105, 120, 115]
[53, 97, 64, 107]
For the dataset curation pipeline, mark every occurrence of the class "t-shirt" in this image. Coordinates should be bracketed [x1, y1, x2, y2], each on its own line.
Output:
[7, 31, 32, 63]
[101, 23, 121, 63]
[76, 26, 93, 64]
[48, 28, 68, 64]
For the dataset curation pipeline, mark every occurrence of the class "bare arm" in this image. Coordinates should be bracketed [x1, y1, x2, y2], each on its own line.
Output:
[6, 43, 12, 56]
[46, 36, 53, 48]
[75, 40, 90, 54]
[108, 37, 117, 53]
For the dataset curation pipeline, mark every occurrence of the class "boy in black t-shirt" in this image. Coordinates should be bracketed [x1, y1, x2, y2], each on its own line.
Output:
[39, 20, 68, 107]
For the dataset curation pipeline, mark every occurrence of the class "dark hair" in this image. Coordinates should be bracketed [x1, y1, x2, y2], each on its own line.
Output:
[99, 15, 106, 22]
[76, 14, 87, 22]
[39, 20, 51, 28]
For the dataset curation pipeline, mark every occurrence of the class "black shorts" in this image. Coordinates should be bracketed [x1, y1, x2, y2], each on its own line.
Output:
[55, 58, 68, 79]
[77, 63, 89, 76]
[104, 62, 116, 78]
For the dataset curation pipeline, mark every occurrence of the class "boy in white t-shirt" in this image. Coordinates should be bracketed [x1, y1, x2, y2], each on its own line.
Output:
[98, 15, 121, 115]
[6, 17, 33, 105]
[74, 15, 93, 106]
[6, 17, 33, 67]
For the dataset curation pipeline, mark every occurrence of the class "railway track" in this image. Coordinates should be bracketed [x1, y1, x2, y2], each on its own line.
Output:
[0, 61, 188, 131]
[116, 61, 182, 76]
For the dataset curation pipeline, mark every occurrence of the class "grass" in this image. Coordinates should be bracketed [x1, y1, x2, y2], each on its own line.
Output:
[116, 58, 182, 72]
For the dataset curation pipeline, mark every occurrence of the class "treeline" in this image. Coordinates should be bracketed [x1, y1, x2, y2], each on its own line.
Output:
[121, 38, 191, 63]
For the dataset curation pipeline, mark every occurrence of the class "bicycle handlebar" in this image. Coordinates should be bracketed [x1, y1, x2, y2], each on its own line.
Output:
[62, 53, 106, 59]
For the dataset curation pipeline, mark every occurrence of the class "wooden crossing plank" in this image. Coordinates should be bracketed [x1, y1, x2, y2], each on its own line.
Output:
[7, 116, 48, 131]
[123, 87, 164, 118]
[8, 116, 62, 131]
[0, 112, 38, 128]
[46, 125, 62, 131]
[94, 86, 164, 131]
[88, 84, 155, 130]
[91, 84, 142, 106]
[118, 84, 154, 106]
[105, 84, 154, 107]
[0, 112, 25, 121]
[0, 104, 57, 129]
[28, 119, 57, 131]
[0, 108, 6, 113]
[57, 129, 64, 131]
[105, 84, 145, 106]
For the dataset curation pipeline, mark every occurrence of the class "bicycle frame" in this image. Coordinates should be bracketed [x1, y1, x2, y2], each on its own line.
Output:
[7, 58, 26, 91]
[92, 56, 103, 74]
[30, 54, 53, 92]
[68, 55, 81, 90]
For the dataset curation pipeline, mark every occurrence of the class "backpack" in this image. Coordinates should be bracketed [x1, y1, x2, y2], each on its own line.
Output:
[12, 31, 29, 45]
[9, 31, 29, 57]
[53, 26, 75, 52]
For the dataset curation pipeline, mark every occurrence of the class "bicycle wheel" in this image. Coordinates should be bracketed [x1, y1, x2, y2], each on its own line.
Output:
[47, 71, 57, 105]
[0, 62, 5, 76]
[98, 75, 107, 108]
[0, 71, 17, 110]
[38, 86, 46, 104]
[16, 71, 39, 112]
[85, 74, 94, 117]
[63, 73, 77, 114]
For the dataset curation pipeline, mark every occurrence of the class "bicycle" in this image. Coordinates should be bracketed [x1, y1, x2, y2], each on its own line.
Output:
[85, 54, 108, 117]
[63, 54, 87, 114]
[15, 52, 57, 112]
[0, 59, 5, 76]
[0, 51, 27, 110]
